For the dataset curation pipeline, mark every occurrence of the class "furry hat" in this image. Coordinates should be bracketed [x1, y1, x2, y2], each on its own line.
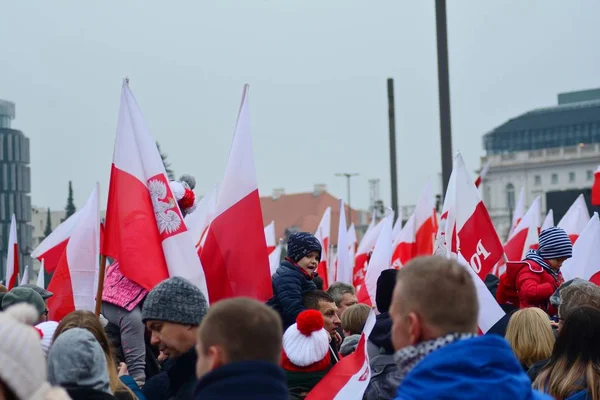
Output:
[169, 174, 197, 217]
[281, 310, 330, 372]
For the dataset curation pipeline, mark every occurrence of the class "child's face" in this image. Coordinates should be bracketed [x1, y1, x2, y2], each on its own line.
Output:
[297, 251, 320, 275]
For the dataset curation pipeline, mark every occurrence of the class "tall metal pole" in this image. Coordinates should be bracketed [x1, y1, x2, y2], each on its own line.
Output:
[387, 78, 399, 222]
[435, 0, 453, 196]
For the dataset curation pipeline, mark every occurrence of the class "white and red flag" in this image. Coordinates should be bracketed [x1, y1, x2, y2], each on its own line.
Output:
[36, 260, 45, 289]
[413, 182, 438, 257]
[507, 187, 526, 239]
[314, 207, 332, 289]
[391, 214, 415, 269]
[264, 221, 276, 256]
[47, 184, 100, 321]
[557, 194, 590, 244]
[306, 310, 376, 400]
[357, 211, 393, 307]
[335, 199, 352, 284]
[186, 183, 219, 256]
[269, 241, 283, 277]
[5, 214, 18, 290]
[503, 197, 541, 262]
[200, 85, 272, 302]
[541, 209, 554, 231]
[103, 81, 208, 298]
[561, 212, 600, 284]
[353, 217, 386, 289]
[31, 210, 81, 274]
[474, 159, 491, 188]
[433, 168, 457, 258]
[347, 223, 358, 268]
[592, 166, 600, 206]
[20, 265, 30, 286]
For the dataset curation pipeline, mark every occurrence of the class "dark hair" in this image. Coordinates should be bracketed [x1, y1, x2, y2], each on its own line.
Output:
[303, 290, 335, 310]
[313, 276, 324, 291]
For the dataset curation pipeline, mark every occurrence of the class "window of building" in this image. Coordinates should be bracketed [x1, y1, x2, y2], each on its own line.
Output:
[552, 173, 558, 184]
[588, 170, 594, 181]
[569, 172, 576, 183]
[506, 183, 515, 210]
[534, 175, 541, 185]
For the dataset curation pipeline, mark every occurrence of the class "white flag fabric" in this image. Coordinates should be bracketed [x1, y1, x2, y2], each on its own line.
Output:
[36, 260, 45, 289]
[335, 199, 352, 284]
[541, 209, 554, 231]
[561, 212, 600, 284]
[20, 265, 30, 286]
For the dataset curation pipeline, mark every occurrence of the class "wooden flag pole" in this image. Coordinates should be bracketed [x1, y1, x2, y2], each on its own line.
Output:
[95, 254, 107, 316]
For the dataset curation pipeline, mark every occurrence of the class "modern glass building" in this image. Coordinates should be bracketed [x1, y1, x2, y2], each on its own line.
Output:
[0, 100, 33, 282]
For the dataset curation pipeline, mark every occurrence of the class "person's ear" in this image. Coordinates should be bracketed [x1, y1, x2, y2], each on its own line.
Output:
[406, 312, 422, 346]
[208, 345, 226, 370]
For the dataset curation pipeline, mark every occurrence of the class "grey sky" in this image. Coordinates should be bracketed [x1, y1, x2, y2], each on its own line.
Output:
[1, 1, 599, 213]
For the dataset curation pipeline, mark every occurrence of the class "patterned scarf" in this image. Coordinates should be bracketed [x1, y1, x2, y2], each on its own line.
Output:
[394, 333, 475, 385]
[525, 249, 559, 280]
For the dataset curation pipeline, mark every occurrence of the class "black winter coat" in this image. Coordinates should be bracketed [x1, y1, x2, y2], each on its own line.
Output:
[266, 260, 316, 329]
[143, 348, 197, 400]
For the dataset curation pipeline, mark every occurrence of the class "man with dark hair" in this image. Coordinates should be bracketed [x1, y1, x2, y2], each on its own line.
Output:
[303, 290, 341, 365]
[194, 298, 288, 399]
[326, 282, 357, 318]
[390, 256, 549, 399]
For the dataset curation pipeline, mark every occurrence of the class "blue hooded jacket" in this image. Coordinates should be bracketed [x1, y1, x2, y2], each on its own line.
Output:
[395, 335, 553, 400]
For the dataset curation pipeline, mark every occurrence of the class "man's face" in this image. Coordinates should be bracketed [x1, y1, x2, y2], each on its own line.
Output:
[317, 300, 341, 335]
[337, 293, 358, 317]
[147, 320, 197, 359]
[389, 282, 417, 351]
[297, 251, 320, 275]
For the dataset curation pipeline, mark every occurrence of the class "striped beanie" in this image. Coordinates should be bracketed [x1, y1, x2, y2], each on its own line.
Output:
[538, 227, 573, 260]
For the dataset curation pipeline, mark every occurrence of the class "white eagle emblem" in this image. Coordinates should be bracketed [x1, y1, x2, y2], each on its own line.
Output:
[148, 178, 182, 235]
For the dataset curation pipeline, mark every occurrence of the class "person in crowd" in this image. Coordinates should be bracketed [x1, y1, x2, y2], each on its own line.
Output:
[48, 328, 118, 400]
[52, 310, 140, 400]
[194, 297, 288, 399]
[365, 269, 399, 400]
[142, 276, 208, 400]
[533, 306, 600, 400]
[303, 290, 341, 366]
[505, 307, 555, 371]
[528, 281, 600, 381]
[326, 282, 357, 318]
[20, 283, 53, 305]
[101, 261, 149, 387]
[340, 303, 371, 356]
[281, 309, 331, 398]
[267, 232, 320, 329]
[313, 276, 324, 291]
[2, 287, 47, 323]
[36, 320, 59, 357]
[498, 227, 572, 316]
[0, 304, 70, 400]
[390, 256, 551, 399]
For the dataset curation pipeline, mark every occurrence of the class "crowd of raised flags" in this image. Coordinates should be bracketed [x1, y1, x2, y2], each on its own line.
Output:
[2, 79, 600, 400]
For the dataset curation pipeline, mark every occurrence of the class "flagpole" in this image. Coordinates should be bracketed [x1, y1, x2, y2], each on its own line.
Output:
[95, 254, 107, 316]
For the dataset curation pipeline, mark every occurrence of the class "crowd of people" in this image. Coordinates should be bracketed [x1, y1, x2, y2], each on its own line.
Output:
[1, 226, 599, 400]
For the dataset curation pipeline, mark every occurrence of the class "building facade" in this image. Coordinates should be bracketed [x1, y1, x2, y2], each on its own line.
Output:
[481, 88, 600, 239]
[0, 100, 33, 281]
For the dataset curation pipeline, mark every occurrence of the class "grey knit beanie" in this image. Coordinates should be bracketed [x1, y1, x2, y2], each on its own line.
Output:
[142, 277, 208, 325]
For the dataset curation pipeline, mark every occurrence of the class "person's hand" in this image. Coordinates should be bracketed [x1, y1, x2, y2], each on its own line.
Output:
[550, 320, 560, 329]
[333, 331, 342, 346]
[118, 362, 129, 377]
[158, 351, 168, 363]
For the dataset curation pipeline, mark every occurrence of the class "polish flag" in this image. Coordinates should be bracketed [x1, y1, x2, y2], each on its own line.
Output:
[391, 209, 403, 244]
[36, 260, 45, 289]
[264, 221, 276, 255]
[186, 184, 219, 255]
[31, 211, 81, 274]
[557, 194, 590, 244]
[507, 187, 526, 239]
[5, 214, 18, 290]
[541, 209, 554, 231]
[335, 199, 352, 284]
[592, 166, 600, 206]
[474, 159, 491, 188]
[200, 85, 272, 302]
[357, 212, 393, 307]
[353, 217, 386, 289]
[347, 223, 358, 265]
[20, 265, 30, 286]
[314, 207, 332, 289]
[561, 212, 600, 285]
[47, 184, 100, 322]
[504, 197, 541, 262]
[103, 81, 208, 298]
[454, 153, 503, 280]
[413, 182, 437, 257]
[457, 251, 505, 333]
[433, 168, 457, 258]
[269, 241, 283, 277]
[391, 214, 415, 269]
[306, 311, 376, 400]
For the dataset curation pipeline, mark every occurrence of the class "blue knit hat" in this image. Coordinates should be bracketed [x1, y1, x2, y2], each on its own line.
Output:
[287, 232, 322, 263]
[538, 227, 573, 260]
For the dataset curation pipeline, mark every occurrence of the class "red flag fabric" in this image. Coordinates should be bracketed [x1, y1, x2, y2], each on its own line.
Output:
[353, 218, 385, 288]
[314, 207, 332, 289]
[5, 214, 18, 290]
[31, 211, 81, 274]
[593, 166, 600, 206]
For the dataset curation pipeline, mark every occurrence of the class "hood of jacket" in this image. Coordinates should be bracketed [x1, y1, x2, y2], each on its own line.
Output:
[340, 334, 361, 357]
[369, 312, 394, 355]
[395, 335, 553, 400]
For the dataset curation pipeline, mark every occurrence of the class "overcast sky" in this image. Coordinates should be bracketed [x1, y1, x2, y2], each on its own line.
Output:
[1, 1, 599, 213]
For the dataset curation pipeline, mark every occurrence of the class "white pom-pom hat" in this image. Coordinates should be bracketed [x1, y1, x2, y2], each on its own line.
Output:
[281, 310, 331, 372]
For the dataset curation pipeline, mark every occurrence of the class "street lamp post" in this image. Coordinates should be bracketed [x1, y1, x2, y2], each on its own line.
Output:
[335, 173, 359, 225]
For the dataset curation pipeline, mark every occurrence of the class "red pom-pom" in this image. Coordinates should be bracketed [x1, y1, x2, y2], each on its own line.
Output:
[296, 310, 324, 336]
[178, 188, 195, 210]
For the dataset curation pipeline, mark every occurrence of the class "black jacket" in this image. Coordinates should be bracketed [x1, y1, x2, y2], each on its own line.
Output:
[266, 260, 316, 329]
[64, 387, 118, 400]
[369, 312, 394, 355]
[143, 348, 197, 400]
[194, 360, 289, 400]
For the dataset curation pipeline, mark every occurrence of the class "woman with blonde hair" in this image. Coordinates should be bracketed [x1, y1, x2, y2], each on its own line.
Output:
[505, 307, 555, 370]
[52, 310, 141, 400]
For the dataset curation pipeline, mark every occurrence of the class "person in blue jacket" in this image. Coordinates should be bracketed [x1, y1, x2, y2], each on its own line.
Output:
[266, 232, 321, 329]
[388, 256, 553, 400]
